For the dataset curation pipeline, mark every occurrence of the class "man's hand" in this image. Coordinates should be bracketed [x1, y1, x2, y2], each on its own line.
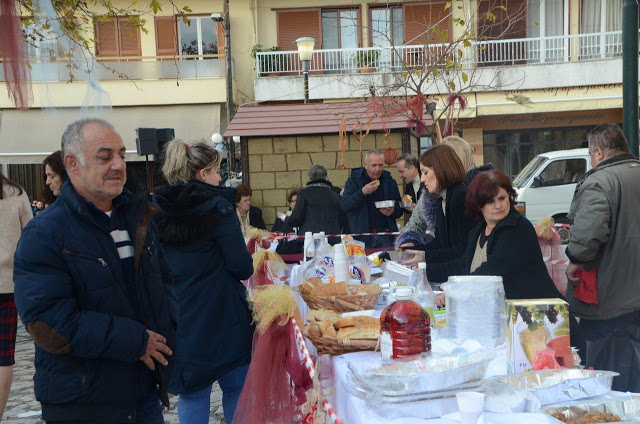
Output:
[380, 207, 394, 216]
[435, 293, 446, 308]
[362, 180, 380, 195]
[566, 263, 584, 289]
[404, 204, 415, 213]
[400, 249, 425, 267]
[140, 330, 172, 371]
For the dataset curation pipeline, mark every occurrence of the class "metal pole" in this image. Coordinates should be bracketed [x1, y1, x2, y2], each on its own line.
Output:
[223, 0, 236, 173]
[303, 60, 310, 103]
[623, 0, 639, 156]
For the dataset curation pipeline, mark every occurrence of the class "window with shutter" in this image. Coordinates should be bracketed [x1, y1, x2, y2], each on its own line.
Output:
[155, 16, 178, 56]
[95, 16, 141, 57]
[276, 9, 322, 51]
[478, 0, 527, 40]
[403, 3, 452, 45]
[95, 19, 119, 57]
[118, 17, 142, 57]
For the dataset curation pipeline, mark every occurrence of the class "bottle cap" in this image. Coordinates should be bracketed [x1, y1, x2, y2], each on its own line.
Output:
[418, 262, 426, 270]
[395, 287, 414, 300]
[313, 233, 321, 239]
[305, 231, 312, 237]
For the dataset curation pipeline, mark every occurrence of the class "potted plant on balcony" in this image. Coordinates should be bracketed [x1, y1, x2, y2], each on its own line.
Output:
[251, 44, 280, 77]
[355, 50, 379, 74]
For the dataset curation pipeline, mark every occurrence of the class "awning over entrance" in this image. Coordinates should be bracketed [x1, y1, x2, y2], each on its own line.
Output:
[223, 101, 434, 137]
[0, 104, 221, 164]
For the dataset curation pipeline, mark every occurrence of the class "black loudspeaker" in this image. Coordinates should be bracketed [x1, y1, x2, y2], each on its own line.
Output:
[136, 128, 158, 156]
[155, 128, 175, 157]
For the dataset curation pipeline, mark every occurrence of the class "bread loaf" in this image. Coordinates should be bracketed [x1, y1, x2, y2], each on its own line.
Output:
[305, 309, 340, 323]
[311, 281, 349, 296]
[300, 278, 323, 295]
[337, 325, 380, 339]
[306, 323, 322, 338]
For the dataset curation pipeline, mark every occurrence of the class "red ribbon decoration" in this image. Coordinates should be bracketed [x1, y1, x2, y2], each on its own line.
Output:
[0, 0, 33, 110]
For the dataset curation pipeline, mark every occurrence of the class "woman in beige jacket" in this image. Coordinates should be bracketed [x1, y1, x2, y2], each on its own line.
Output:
[0, 171, 32, 419]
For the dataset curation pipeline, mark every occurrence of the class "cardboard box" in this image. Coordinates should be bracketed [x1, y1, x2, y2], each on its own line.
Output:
[506, 299, 572, 374]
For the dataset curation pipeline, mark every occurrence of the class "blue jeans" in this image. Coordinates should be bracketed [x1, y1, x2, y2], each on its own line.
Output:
[177, 364, 249, 424]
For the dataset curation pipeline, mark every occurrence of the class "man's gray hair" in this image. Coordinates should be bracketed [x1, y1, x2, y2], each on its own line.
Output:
[61, 118, 115, 166]
[398, 153, 418, 169]
[308, 164, 328, 181]
[365, 149, 384, 163]
[587, 123, 630, 158]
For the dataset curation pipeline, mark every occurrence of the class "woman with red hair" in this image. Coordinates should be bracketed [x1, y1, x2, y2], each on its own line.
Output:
[428, 170, 561, 300]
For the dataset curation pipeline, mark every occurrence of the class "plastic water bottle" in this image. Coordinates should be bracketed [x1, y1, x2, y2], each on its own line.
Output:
[303, 232, 313, 262]
[305, 233, 332, 260]
[414, 262, 435, 327]
[380, 287, 431, 360]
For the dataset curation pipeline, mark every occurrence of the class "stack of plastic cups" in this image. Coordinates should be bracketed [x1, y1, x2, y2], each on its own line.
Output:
[333, 242, 349, 284]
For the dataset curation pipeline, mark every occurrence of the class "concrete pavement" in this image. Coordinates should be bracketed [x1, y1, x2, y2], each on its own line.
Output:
[3, 323, 225, 423]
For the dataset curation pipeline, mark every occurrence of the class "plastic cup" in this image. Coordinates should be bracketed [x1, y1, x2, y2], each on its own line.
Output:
[456, 391, 485, 424]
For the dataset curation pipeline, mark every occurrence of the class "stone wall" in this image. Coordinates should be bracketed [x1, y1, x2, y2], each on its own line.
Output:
[247, 132, 405, 229]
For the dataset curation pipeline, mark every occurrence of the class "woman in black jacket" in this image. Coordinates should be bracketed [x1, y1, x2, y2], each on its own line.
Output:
[288, 164, 343, 235]
[403, 145, 476, 267]
[428, 170, 562, 298]
[271, 188, 298, 233]
[153, 139, 254, 424]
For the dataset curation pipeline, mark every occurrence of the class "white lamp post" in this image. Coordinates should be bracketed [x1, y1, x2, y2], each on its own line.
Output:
[295, 37, 316, 103]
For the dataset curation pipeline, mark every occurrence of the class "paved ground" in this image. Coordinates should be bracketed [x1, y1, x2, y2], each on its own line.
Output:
[3, 323, 225, 423]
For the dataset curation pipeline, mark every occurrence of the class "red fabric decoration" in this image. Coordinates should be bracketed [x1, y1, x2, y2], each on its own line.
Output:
[232, 320, 312, 424]
[0, 0, 32, 110]
[574, 268, 598, 305]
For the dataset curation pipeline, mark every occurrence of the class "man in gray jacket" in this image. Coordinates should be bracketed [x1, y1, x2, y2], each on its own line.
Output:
[565, 123, 640, 392]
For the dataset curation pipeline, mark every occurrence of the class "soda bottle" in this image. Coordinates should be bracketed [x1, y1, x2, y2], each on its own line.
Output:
[380, 287, 431, 360]
[414, 262, 435, 327]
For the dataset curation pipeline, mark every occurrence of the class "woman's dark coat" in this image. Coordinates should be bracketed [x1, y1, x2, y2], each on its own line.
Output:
[428, 208, 562, 300]
[418, 182, 476, 264]
[153, 181, 254, 394]
[288, 179, 342, 235]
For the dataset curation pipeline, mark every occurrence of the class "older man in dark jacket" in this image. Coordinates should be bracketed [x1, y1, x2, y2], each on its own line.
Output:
[13, 118, 178, 423]
[565, 124, 640, 392]
[342, 150, 403, 246]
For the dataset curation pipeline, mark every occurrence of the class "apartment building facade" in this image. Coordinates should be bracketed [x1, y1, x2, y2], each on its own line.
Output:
[0, 0, 634, 201]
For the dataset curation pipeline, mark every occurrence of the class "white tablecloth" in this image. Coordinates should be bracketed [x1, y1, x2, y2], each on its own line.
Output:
[329, 351, 554, 424]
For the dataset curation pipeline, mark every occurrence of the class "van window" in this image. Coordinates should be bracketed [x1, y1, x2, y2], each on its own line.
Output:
[539, 159, 587, 187]
[513, 156, 547, 188]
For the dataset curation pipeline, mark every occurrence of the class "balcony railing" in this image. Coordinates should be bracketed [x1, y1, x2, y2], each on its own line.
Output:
[256, 31, 637, 76]
[0, 54, 225, 82]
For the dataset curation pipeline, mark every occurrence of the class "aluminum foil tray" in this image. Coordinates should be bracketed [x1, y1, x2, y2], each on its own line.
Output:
[375, 200, 395, 208]
[345, 377, 483, 405]
[544, 395, 640, 423]
[496, 369, 619, 405]
[347, 352, 492, 397]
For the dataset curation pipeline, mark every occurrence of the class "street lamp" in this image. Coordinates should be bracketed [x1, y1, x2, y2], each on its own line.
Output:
[295, 37, 316, 103]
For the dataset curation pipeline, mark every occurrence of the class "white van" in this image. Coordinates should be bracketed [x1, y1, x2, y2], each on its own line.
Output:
[512, 148, 591, 241]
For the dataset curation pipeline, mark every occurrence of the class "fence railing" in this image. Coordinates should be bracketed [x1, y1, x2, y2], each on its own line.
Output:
[0, 54, 225, 82]
[256, 30, 637, 76]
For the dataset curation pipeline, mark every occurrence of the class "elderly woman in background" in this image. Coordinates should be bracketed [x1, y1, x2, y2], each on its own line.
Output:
[288, 164, 342, 235]
[41, 150, 68, 204]
[396, 136, 492, 249]
[235, 184, 266, 236]
[402, 144, 476, 266]
[271, 189, 298, 234]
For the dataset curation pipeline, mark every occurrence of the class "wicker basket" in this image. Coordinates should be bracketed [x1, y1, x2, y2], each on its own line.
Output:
[300, 285, 382, 313]
[306, 333, 380, 355]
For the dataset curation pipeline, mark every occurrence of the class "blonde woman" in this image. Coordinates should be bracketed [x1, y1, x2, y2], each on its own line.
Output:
[153, 139, 254, 424]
